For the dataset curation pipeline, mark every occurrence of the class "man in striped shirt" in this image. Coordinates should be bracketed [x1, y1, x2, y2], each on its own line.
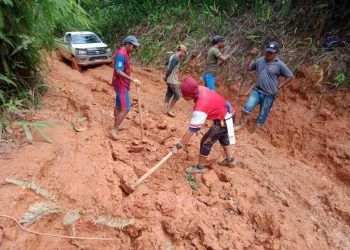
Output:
[172, 77, 236, 174]
[163, 45, 188, 117]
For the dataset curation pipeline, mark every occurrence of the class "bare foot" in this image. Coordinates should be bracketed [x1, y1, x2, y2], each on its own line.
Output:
[167, 110, 176, 117]
[118, 126, 128, 131]
[110, 129, 118, 140]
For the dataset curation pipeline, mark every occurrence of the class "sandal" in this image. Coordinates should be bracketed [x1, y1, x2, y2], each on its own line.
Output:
[185, 165, 208, 174]
[218, 157, 235, 167]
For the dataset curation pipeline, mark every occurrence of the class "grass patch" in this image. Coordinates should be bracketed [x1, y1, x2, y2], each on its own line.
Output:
[186, 174, 199, 191]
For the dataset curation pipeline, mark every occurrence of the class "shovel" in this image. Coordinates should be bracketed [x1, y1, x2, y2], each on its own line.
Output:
[135, 83, 144, 141]
[119, 151, 173, 195]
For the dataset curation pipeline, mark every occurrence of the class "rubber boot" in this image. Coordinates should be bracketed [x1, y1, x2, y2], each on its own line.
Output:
[254, 123, 263, 133]
[234, 112, 249, 132]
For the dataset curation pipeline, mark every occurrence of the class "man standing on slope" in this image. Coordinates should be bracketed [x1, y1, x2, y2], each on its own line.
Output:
[172, 77, 236, 174]
[235, 41, 294, 132]
[111, 35, 141, 140]
[163, 45, 188, 117]
[202, 35, 230, 91]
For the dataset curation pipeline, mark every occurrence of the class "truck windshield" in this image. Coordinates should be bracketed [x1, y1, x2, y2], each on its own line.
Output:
[71, 34, 101, 44]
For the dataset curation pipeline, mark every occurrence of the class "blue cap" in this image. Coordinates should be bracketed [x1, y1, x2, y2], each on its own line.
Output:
[265, 41, 279, 53]
[212, 35, 224, 45]
[123, 35, 140, 47]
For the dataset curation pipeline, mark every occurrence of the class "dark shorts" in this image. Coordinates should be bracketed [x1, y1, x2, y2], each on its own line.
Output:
[164, 83, 181, 103]
[200, 116, 235, 156]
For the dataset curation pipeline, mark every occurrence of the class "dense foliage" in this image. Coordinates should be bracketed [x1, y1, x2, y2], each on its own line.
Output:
[1, 0, 349, 113]
[0, 0, 91, 112]
[84, 0, 349, 87]
[84, 0, 350, 47]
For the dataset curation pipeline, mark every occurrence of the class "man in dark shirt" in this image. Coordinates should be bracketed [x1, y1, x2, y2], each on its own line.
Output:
[235, 41, 294, 132]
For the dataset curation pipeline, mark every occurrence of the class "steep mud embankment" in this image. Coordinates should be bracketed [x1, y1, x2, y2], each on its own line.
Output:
[0, 57, 349, 249]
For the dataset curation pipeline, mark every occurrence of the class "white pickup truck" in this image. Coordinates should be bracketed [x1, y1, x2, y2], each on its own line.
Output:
[56, 31, 113, 71]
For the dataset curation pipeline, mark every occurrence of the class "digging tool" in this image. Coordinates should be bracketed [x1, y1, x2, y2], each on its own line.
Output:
[243, 82, 255, 96]
[135, 83, 144, 141]
[219, 48, 237, 67]
[120, 151, 173, 195]
[233, 52, 254, 105]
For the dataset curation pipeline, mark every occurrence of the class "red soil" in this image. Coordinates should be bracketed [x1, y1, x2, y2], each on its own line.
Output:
[0, 57, 349, 249]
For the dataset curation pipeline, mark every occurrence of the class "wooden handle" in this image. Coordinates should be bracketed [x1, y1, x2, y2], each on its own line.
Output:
[132, 151, 173, 189]
[135, 84, 144, 141]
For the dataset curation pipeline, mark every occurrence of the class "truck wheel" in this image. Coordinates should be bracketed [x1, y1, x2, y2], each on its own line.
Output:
[56, 50, 64, 62]
[72, 57, 82, 72]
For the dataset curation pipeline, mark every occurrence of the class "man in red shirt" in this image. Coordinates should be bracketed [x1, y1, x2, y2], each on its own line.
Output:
[111, 36, 140, 140]
[172, 77, 236, 173]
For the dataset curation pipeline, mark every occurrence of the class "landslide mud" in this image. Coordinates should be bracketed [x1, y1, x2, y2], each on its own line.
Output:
[0, 57, 349, 249]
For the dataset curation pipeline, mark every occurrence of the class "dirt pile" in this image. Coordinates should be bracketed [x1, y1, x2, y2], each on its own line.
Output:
[0, 58, 349, 249]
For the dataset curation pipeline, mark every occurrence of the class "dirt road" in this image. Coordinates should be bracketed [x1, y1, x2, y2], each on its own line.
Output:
[0, 57, 349, 249]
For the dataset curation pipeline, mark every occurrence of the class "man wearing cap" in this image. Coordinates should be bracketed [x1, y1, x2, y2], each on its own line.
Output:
[163, 45, 188, 117]
[172, 77, 236, 174]
[111, 35, 141, 140]
[202, 35, 230, 91]
[235, 41, 294, 132]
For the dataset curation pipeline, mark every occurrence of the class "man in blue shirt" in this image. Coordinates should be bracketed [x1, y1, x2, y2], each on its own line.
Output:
[235, 41, 294, 132]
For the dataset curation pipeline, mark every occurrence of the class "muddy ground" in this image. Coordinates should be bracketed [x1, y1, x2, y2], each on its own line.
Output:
[0, 57, 349, 250]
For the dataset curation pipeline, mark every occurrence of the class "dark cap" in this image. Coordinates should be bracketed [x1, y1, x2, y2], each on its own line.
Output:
[265, 41, 279, 53]
[212, 35, 224, 45]
[123, 35, 140, 46]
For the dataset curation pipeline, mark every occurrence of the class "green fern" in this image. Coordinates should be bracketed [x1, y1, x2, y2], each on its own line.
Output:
[20, 202, 61, 225]
[0, 74, 16, 87]
[14, 121, 54, 144]
[5, 178, 55, 200]
[93, 214, 134, 229]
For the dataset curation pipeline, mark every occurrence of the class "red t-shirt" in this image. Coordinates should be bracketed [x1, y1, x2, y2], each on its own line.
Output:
[189, 87, 235, 131]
